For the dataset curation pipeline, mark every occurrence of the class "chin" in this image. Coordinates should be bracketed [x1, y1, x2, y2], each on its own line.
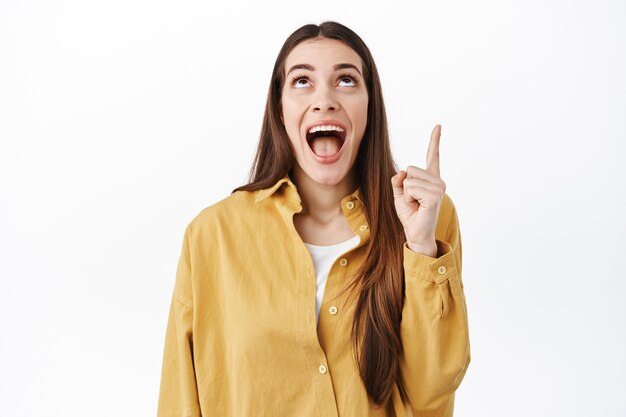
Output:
[305, 169, 348, 186]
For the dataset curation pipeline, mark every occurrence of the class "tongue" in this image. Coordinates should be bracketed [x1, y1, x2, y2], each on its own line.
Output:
[310, 136, 341, 157]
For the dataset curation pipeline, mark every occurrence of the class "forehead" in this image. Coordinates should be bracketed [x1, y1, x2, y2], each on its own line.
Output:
[285, 38, 363, 73]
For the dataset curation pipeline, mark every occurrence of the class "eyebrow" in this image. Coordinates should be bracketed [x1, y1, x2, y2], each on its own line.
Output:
[286, 63, 362, 77]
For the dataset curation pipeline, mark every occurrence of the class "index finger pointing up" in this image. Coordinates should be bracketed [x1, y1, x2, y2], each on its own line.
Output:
[425, 124, 442, 178]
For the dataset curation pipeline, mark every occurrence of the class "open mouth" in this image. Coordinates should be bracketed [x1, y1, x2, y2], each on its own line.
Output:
[305, 127, 347, 157]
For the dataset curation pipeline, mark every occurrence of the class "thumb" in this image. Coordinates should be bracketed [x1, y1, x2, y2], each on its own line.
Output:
[391, 170, 406, 198]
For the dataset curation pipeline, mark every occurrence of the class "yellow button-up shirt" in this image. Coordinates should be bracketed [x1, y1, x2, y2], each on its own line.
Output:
[157, 173, 471, 417]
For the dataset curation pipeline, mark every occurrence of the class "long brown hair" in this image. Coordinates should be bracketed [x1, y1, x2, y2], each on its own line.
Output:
[232, 21, 406, 408]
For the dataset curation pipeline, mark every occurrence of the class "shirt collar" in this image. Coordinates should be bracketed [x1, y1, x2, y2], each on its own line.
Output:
[254, 174, 295, 203]
[254, 172, 364, 205]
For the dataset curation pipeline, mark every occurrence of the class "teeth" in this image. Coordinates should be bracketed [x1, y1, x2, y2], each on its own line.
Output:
[307, 125, 345, 134]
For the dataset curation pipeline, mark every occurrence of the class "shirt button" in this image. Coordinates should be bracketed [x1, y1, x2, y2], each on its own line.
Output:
[346, 201, 355, 209]
[359, 225, 368, 231]
[319, 364, 328, 374]
[339, 257, 348, 267]
[329, 306, 338, 315]
[437, 265, 447, 275]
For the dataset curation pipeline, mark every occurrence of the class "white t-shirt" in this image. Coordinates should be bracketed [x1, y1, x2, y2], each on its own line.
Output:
[303, 234, 361, 324]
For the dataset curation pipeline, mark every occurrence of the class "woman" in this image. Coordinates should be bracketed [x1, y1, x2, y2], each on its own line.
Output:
[157, 21, 470, 417]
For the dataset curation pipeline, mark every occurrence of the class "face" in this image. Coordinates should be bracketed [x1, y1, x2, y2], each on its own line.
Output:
[281, 37, 368, 187]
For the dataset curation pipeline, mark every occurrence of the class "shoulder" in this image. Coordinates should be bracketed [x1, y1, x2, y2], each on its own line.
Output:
[435, 192, 460, 239]
[441, 192, 457, 220]
[184, 188, 260, 239]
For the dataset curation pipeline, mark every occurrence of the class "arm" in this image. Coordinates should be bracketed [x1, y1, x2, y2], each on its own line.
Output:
[398, 201, 470, 416]
[157, 226, 201, 417]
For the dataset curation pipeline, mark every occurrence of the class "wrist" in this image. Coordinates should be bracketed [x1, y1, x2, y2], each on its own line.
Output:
[406, 240, 438, 257]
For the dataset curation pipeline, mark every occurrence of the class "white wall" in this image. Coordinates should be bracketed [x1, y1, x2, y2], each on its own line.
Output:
[1, 0, 624, 416]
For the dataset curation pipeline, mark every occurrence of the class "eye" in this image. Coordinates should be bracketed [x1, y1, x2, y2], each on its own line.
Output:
[289, 72, 360, 89]
[290, 75, 310, 88]
[338, 72, 359, 87]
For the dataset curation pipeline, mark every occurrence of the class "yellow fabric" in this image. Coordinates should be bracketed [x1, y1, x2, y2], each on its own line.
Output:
[157, 173, 471, 417]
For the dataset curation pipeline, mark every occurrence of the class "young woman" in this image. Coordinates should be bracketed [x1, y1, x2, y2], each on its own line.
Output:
[157, 21, 470, 417]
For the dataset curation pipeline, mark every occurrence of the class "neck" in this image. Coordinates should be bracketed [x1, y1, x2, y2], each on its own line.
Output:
[290, 165, 358, 223]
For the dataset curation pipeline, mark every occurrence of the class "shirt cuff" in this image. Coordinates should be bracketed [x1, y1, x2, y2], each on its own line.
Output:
[403, 239, 456, 284]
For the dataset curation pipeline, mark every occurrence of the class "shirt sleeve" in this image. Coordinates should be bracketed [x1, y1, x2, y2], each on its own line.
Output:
[398, 200, 471, 416]
[157, 226, 202, 417]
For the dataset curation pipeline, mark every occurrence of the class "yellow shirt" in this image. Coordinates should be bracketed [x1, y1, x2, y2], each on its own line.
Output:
[157, 173, 471, 417]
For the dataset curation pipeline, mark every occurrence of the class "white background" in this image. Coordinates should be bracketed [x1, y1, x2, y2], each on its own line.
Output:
[1, 0, 624, 416]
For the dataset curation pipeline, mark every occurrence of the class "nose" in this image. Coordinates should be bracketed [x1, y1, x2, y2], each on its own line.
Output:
[312, 84, 340, 112]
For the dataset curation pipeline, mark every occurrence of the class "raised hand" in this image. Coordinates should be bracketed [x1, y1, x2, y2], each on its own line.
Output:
[390, 124, 446, 257]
